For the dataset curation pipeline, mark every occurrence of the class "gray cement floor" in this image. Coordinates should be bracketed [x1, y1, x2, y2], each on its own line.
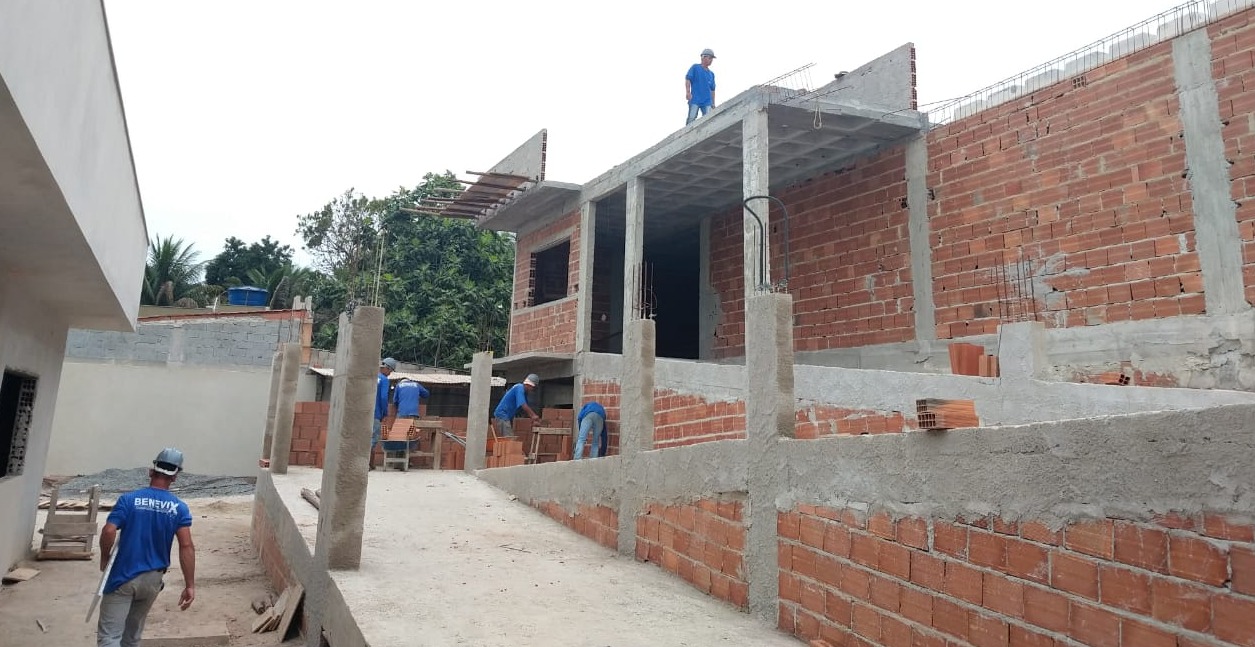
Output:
[273, 468, 798, 647]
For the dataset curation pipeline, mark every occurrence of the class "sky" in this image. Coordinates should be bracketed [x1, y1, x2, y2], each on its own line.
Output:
[103, 0, 1198, 268]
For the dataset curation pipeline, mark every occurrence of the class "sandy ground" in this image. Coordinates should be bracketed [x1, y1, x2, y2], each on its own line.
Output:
[0, 495, 298, 647]
[274, 467, 799, 647]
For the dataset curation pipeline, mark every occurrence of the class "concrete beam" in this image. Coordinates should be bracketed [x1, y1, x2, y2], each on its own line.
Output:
[1174, 29, 1248, 315]
[743, 293, 794, 621]
[743, 107, 770, 300]
[466, 351, 493, 472]
[261, 349, 282, 460]
[905, 135, 936, 340]
[623, 178, 645, 325]
[267, 342, 302, 474]
[574, 200, 597, 353]
[617, 318, 656, 554]
[316, 306, 384, 571]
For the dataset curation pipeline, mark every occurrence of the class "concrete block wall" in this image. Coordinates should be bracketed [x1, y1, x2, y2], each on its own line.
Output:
[509, 209, 581, 355]
[66, 316, 287, 367]
[636, 497, 750, 609]
[1211, 12, 1255, 306]
[777, 505, 1255, 646]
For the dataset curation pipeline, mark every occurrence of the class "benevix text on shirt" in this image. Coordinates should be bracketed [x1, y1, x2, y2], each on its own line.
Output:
[132, 498, 182, 515]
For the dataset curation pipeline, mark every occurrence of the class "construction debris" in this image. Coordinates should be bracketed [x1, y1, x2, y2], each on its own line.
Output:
[250, 593, 273, 614]
[2, 568, 39, 584]
[252, 582, 303, 638]
[34, 619, 47, 633]
[916, 399, 980, 430]
[486, 439, 526, 468]
[300, 488, 320, 510]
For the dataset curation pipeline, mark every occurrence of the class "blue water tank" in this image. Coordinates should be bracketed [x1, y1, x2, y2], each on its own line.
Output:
[226, 286, 269, 307]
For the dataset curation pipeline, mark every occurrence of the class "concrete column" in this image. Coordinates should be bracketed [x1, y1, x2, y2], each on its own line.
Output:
[261, 349, 282, 460]
[997, 321, 1048, 381]
[743, 108, 770, 300]
[267, 342, 302, 474]
[315, 306, 384, 571]
[743, 292, 795, 622]
[616, 318, 655, 554]
[698, 216, 718, 360]
[906, 134, 937, 339]
[575, 200, 597, 353]
[623, 178, 645, 326]
[1174, 29, 1247, 314]
[465, 351, 493, 472]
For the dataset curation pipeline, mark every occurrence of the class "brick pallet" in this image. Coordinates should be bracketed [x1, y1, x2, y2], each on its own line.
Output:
[915, 398, 980, 430]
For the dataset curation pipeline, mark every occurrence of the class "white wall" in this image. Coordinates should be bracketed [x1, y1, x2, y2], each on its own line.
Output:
[46, 362, 316, 478]
[0, 284, 69, 571]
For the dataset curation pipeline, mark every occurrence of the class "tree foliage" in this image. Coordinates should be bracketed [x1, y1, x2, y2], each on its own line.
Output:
[204, 235, 294, 287]
[298, 172, 514, 369]
[142, 235, 204, 306]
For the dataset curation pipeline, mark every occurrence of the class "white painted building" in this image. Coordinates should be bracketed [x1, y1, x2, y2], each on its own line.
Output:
[0, 1, 147, 571]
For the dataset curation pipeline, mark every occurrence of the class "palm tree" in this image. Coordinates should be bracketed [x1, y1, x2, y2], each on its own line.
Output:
[245, 263, 316, 309]
[142, 235, 205, 306]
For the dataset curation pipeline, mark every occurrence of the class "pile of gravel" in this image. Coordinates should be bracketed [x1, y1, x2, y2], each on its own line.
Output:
[57, 468, 255, 499]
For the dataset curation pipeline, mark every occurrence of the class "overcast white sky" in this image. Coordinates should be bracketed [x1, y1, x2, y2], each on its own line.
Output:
[103, 0, 1196, 267]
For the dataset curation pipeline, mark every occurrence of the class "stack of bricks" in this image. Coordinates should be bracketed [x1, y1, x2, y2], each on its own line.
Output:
[949, 343, 998, 377]
[915, 399, 979, 431]
[486, 439, 525, 468]
[290, 402, 330, 467]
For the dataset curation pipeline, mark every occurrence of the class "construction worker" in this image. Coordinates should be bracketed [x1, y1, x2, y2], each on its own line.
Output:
[492, 373, 541, 438]
[685, 48, 717, 124]
[371, 357, 398, 470]
[97, 448, 196, 647]
[574, 400, 606, 460]
[393, 377, 431, 449]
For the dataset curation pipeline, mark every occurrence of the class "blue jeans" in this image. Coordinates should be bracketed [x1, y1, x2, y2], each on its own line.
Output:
[371, 418, 382, 451]
[574, 413, 604, 460]
[686, 103, 711, 125]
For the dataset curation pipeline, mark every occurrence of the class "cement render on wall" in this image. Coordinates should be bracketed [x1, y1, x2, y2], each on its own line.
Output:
[45, 361, 316, 477]
[67, 318, 291, 367]
[0, 284, 70, 572]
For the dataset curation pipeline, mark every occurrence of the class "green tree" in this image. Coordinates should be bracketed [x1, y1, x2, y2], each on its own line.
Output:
[203, 235, 294, 287]
[142, 235, 205, 306]
[245, 263, 316, 309]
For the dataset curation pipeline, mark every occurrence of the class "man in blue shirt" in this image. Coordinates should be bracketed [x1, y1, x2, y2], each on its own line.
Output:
[371, 357, 398, 470]
[393, 378, 430, 418]
[685, 48, 717, 125]
[574, 400, 606, 460]
[492, 373, 540, 438]
[97, 448, 196, 647]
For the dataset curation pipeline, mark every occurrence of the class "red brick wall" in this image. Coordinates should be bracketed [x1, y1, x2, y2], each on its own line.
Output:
[582, 380, 621, 456]
[795, 404, 917, 438]
[533, 502, 618, 550]
[778, 504, 1255, 646]
[250, 498, 294, 593]
[707, 148, 916, 358]
[288, 403, 468, 469]
[927, 38, 1204, 339]
[1211, 11, 1255, 306]
[637, 498, 749, 609]
[653, 389, 746, 448]
[510, 210, 580, 355]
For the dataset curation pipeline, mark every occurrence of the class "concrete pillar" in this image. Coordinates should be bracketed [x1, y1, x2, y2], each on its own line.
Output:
[465, 351, 493, 472]
[623, 178, 645, 325]
[997, 321, 1048, 381]
[616, 318, 655, 554]
[267, 342, 302, 474]
[575, 200, 597, 353]
[743, 108, 770, 300]
[1174, 29, 1248, 314]
[698, 216, 718, 360]
[743, 292, 795, 622]
[905, 134, 938, 339]
[315, 306, 384, 571]
[261, 349, 282, 460]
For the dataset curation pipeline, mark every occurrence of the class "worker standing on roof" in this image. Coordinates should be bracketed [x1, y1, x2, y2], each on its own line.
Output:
[394, 376, 431, 449]
[96, 448, 196, 647]
[685, 48, 717, 125]
[574, 400, 606, 460]
[493, 373, 541, 438]
[371, 357, 398, 471]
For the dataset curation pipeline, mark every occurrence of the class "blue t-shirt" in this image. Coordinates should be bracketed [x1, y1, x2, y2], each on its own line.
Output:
[686, 63, 715, 106]
[104, 487, 192, 594]
[393, 380, 430, 417]
[578, 401, 606, 425]
[493, 383, 529, 420]
[375, 373, 390, 420]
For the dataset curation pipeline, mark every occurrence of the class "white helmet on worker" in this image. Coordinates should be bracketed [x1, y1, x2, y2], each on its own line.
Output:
[524, 373, 540, 387]
[152, 447, 184, 476]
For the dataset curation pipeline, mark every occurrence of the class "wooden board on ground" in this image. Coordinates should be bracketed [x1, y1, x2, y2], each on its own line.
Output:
[138, 621, 230, 646]
[2, 568, 39, 584]
[34, 549, 93, 561]
[276, 583, 304, 641]
[250, 608, 276, 633]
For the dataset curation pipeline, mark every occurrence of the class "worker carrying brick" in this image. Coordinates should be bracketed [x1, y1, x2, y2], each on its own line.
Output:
[393, 377, 431, 449]
[493, 373, 541, 438]
[574, 400, 606, 460]
[96, 448, 196, 647]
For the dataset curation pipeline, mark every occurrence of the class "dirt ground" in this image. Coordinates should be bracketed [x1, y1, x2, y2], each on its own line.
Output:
[0, 495, 299, 647]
